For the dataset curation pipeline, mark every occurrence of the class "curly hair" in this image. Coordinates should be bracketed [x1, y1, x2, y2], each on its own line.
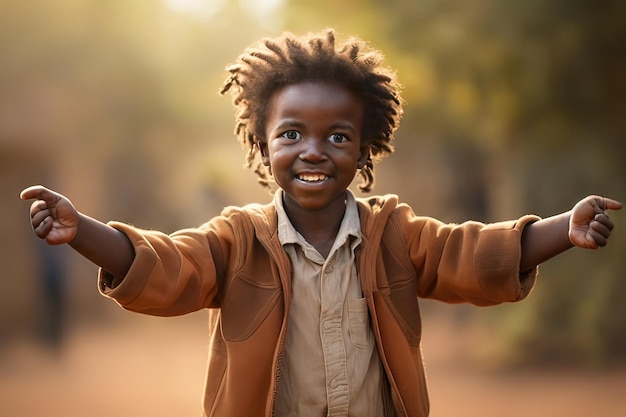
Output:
[220, 28, 403, 192]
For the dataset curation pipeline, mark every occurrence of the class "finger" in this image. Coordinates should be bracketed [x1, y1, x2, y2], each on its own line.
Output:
[34, 216, 53, 240]
[587, 228, 608, 248]
[581, 226, 605, 249]
[20, 185, 45, 200]
[29, 199, 50, 218]
[31, 208, 51, 229]
[596, 196, 623, 212]
[20, 185, 57, 203]
[593, 213, 614, 232]
[589, 218, 612, 239]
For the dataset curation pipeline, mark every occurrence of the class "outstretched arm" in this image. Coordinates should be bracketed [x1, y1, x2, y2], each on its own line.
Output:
[520, 195, 622, 272]
[20, 185, 135, 278]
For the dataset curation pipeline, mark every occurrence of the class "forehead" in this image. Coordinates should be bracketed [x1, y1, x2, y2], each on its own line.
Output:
[266, 82, 364, 123]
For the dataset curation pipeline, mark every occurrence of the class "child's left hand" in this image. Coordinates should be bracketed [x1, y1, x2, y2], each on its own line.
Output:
[569, 195, 622, 249]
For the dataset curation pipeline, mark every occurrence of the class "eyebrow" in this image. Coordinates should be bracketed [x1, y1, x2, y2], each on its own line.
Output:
[273, 119, 356, 132]
[274, 119, 305, 131]
[330, 121, 357, 132]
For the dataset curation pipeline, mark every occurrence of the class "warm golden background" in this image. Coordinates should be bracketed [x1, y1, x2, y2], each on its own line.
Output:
[1, 0, 625, 416]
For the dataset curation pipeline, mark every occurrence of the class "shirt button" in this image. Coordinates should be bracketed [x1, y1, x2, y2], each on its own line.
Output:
[325, 264, 334, 273]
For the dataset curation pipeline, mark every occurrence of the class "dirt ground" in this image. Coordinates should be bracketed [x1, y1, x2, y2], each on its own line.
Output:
[1, 311, 625, 417]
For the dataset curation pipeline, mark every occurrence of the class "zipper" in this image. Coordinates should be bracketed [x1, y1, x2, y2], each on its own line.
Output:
[357, 208, 408, 417]
[367, 295, 408, 417]
[261, 227, 292, 417]
[245, 205, 295, 417]
[267, 263, 290, 417]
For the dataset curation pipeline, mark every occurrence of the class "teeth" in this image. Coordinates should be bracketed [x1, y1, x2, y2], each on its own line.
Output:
[298, 174, 328, 182]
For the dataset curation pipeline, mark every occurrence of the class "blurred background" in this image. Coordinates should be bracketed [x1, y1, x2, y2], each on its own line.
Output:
[1, 0, 625, 416]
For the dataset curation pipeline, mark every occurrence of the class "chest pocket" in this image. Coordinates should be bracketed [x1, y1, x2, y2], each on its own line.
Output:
[220, 238, 283, 342]
[348, 298, 373, 348]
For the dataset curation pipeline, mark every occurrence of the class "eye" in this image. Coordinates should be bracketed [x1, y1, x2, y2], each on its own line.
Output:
[329, 133, 348, 144]
[280, 130, 302, 140]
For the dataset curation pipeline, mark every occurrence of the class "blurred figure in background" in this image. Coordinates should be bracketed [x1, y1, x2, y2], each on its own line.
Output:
[19, 29, 622, 417]
[36, 241, 66, 353]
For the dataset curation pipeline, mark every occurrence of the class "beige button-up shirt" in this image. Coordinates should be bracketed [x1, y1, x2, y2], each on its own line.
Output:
[273, 190, 387, 417]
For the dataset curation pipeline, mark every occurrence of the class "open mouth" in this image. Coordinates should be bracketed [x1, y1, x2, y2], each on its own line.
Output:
[296, 174, 329, 183]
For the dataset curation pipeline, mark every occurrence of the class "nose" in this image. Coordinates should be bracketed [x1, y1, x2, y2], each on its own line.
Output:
[299, 138, 327, 163]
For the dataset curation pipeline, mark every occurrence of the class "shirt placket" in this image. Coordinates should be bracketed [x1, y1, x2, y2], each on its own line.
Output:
[320, 251, 350, 416]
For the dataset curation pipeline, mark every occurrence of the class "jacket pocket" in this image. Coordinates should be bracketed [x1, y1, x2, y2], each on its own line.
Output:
[385, 278, 422, 347]
[220, 274, 282, 342]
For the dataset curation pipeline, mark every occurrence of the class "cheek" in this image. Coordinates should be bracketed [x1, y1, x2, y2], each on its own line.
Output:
[338, 150, 362, 169]
[266, 143, 292, 173]
[268, 140, 294, 160]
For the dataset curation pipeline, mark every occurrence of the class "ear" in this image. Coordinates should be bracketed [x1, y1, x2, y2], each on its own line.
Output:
[357, 144, 371, 169]
[257, 140, 270, 166]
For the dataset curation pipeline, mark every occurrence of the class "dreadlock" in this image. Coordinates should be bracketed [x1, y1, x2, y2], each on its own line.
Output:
[220, 28, 403, 192]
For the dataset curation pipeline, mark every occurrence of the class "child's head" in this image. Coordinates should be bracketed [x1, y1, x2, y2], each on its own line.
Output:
[220, 28, 403, 192]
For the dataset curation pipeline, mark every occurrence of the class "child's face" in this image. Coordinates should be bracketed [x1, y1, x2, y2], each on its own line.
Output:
[261, 82, 369, 213]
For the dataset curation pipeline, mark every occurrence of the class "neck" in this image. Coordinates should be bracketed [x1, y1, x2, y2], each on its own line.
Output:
[282, 192, 348, 258]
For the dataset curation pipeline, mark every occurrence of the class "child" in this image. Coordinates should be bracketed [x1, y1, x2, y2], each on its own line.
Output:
[20, 29, 621, 417]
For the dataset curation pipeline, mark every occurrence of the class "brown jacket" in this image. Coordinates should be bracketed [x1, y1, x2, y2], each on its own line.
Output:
[100, 194, 539, 417]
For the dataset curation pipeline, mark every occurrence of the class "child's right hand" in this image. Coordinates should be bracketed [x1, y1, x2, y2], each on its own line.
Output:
[20, 185, 79, 245]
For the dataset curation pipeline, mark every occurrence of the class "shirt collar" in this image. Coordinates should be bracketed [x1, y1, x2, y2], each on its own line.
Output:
[274, 189, 362, 250]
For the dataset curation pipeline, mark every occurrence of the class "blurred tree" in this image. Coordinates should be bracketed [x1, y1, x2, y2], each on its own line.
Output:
[283, 0, 626, 367]
[1, 0, 623, 365]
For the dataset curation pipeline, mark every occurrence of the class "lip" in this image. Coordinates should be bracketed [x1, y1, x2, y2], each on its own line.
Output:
[296, 172, 330, 183]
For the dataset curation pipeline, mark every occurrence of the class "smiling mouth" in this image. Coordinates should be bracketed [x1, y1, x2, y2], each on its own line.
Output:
[297, 174, 329, 183]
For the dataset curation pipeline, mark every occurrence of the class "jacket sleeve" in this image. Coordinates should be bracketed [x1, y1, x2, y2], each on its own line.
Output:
[398, 205, 541, 305]
[98, 217, 232, 316]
